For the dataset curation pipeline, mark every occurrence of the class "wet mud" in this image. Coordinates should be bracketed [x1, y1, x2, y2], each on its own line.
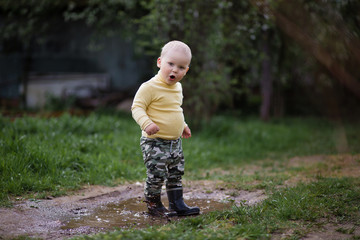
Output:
[0, 181, 266, 239]
[62, 198, 232, 230]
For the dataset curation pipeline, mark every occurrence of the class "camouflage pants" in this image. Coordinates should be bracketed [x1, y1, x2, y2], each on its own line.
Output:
[140, 137, 185, 198]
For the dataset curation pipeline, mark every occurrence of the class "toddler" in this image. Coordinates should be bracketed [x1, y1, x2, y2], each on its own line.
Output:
[131, 40, 200, 216]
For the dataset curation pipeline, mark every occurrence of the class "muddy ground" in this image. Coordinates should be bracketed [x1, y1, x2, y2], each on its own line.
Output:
[1, 154, 359, 240]
[0, 180, 266, 239]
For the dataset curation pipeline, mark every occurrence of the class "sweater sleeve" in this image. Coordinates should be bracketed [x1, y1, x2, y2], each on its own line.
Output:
[131, 83, 153, 131]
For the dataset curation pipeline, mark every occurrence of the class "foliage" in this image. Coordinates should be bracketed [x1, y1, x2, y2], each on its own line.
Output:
[62, 0, 144, 50]
[1, 0, 360, 121]
[0, 0, 137, 45]
[44, 94, 76, 111]
[133, 0, 271, 125]
[132, 0, 360, 122]
[0, 0, 64, 44]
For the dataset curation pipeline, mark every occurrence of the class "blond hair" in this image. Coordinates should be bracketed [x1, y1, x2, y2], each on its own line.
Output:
[160, 40, 192, 61]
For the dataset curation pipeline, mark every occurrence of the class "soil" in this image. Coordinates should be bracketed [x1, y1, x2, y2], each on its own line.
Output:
[0, 180, 266, 239]
[0, 154, 359, 240]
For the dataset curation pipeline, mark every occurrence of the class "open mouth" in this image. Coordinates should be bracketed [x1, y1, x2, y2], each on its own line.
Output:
[170, 75, 175, 80]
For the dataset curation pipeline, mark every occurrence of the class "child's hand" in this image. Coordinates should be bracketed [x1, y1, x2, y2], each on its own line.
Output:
[145, 123, 160, 135]
[182, 126, 192, 139]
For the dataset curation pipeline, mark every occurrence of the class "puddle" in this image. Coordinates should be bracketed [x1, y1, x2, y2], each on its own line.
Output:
[62, 198, 232, 230]
[0, 181, 266, 239]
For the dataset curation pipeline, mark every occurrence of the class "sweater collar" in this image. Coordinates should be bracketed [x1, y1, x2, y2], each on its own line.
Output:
[155, 70, 177, 87]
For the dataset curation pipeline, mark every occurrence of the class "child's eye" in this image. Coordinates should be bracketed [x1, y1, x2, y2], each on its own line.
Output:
[168, 62, 174, 66]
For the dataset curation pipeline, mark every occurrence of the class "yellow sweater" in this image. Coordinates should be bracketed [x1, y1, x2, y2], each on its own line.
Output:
[131, 73, 187, 140]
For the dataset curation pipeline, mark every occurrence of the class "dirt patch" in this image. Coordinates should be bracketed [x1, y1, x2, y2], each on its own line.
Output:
[288, 154, 360, 178]
[0, 180, 265, 240]
[284, 154, 360, 185]
[303, 222, 360, 240]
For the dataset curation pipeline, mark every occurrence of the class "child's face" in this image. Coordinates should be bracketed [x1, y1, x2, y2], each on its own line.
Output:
[157, 49, 190, 85]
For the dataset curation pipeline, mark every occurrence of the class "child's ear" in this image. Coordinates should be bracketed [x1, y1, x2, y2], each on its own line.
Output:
[157, 58, 161, 68]
[185, 67, 190, 74]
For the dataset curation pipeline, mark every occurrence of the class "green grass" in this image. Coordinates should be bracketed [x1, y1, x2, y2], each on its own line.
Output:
[184, 115, 360, 176]
[1, 111, 360, 207]
[72, 177, 360, 240]
[0, 111, 144, 206]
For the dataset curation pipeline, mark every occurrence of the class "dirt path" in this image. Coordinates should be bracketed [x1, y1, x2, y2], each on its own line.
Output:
[0, 180, 265, 239]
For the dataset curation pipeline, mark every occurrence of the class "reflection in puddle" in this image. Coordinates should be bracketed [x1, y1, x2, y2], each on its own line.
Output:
[62, 198, 232, 230]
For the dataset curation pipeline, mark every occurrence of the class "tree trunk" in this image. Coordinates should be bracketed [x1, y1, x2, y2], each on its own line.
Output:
[273, 82, 284, 118]
[260, 31, 273, 121]
[21, 40, 33, 109]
